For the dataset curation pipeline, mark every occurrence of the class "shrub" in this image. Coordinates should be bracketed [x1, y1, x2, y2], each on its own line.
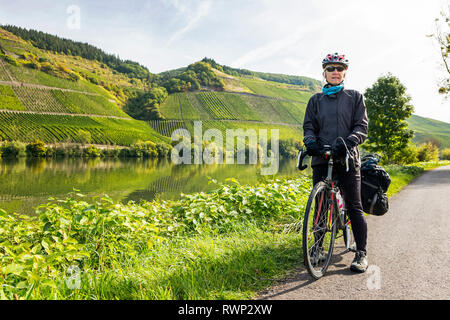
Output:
[102, 147, 120, 158]
[45, 146, 55, 158]
[83, 145, 101, 158]
[53, 145, 67, 158]
[69, 145, 83, 157]
[118, 148, 131, 158]
[69, 72, 81, 82]
[24, 61, 40, 70]
[130, 141, 159, 158]
[77, 130, 91, 144]
[2, 54, 20, 66]
[57, 63, 71, 73]
[40, 62, 55, 73]
[156, 142, 172, 158]
[26, 139, 47, 157]
[279, 139, 301, 158]
[19, 53, 29, 60]
[0, 141, 26, 158]
[416, 142, 439, 162]
[391, 143, 418, 164]
[441, 148, 450, 160]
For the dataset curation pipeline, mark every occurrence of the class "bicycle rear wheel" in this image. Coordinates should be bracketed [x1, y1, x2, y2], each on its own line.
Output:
[302, 181, 337, 279]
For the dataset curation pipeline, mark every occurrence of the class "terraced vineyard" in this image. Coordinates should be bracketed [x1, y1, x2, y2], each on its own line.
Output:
[0, 60, 12, 81]
[12, 85, 70, 113]
[148, 120, 188, 137]
[3, 61, 109, 96]
[0, 111, 169, 145]
[51, 90, 127, 117]
[158, 94, 182, 119]
[159, 88, 306, 125]
[0, 84, 25, 110]
[239, 94, 304, 124]
[0, 26, 315, 151]
[152, 119, 303, 142]
[240, 77, 312, 102]
[185, 92, 213, 120]
[218, 92, 262, 121]
[196, 91, 240, 119]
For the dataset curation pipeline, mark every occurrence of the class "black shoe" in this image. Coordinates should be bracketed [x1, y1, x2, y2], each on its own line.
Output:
[350, 250, 368, 273]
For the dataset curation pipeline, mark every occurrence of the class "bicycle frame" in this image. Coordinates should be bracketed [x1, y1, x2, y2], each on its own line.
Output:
[308, 145, 349, 242]
[323, 145, 338, 230]
[299, 140, 357, 279]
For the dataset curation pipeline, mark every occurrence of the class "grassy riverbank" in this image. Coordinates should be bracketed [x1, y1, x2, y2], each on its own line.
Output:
[0, 161, 448, 299]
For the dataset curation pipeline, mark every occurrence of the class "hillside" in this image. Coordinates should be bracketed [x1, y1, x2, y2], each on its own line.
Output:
[0, 25, 449, 151]
[0, 27, 169, 146]
[154, 75, 312, 142]
[153, 67, 450, 149]
[407, 114, 450, 149]
[0, 26, 322, 149]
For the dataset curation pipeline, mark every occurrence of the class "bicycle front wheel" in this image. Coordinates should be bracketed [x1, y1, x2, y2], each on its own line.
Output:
[302, 181, 337, 279]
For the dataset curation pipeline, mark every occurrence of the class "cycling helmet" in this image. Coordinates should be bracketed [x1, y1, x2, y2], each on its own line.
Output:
[322, 52, 349, 69]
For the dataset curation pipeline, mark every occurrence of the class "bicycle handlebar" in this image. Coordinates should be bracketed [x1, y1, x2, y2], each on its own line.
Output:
[297, 141, 352, 172]
[296, 148, 308, 171]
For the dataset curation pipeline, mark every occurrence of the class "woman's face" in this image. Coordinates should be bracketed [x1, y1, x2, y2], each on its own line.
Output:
[324, 64, 346, 86]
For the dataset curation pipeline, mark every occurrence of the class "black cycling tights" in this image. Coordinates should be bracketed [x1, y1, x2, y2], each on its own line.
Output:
[312, 163, 367, 253]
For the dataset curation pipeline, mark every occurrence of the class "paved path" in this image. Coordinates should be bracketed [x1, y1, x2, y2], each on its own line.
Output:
[258, 165, 450, 300]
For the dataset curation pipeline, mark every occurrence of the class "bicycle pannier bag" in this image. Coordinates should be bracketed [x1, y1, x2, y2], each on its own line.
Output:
[360, 154, 391, 216]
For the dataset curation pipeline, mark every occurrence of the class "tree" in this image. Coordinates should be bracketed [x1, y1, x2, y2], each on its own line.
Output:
[427, 4, 449, 97]
[26, 139, 47, 157]
[363, 74, 414, 164]
[416, 142, 439, 162]
[123, 87, 167, 120]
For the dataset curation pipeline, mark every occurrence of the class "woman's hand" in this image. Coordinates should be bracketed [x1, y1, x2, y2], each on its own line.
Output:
[332, 138, 356, 157]
[305, 140, 324, 156]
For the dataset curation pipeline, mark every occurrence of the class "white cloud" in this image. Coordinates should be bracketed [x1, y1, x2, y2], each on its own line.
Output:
[165, 0, 212, 46]
[1, 0, 448, 121]
[230, 3, 361, 68]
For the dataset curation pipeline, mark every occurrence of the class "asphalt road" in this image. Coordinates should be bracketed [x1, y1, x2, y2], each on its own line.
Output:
[258, 165, 450, 300]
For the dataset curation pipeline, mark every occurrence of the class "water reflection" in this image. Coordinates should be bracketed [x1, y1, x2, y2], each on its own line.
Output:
[0, 157, 312, 216]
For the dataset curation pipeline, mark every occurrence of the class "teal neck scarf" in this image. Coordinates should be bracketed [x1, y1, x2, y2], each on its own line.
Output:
[322, 82, 344, 95]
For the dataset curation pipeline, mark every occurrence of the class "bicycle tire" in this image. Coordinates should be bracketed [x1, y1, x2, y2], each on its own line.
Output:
[302, 181, 337, 279]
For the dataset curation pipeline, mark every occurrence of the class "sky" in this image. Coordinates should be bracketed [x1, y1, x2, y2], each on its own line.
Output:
[0, 0, 449, 122]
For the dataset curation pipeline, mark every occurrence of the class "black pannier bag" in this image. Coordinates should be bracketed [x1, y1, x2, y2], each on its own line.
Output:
[360, 154, 391, 216]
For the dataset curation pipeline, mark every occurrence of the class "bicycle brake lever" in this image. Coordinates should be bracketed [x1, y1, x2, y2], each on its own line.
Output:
[297, 149, 307, 171]
[345, 152, 349, 172]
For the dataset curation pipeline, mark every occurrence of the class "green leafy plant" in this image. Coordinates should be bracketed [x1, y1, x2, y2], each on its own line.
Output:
[440, 148, 450, 160]
[363, 74, 414, 164]
[26, 139, 47, 157]
[416, 142, 439, 162]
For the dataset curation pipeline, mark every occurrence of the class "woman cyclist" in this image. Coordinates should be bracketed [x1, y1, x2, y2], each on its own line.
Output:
[303, 52, 369, 273]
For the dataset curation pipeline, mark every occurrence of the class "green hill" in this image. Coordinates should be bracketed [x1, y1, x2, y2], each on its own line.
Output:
[0, 27, 168, 145]
[0, 25, 449, 151]
[407, 114, 450, 149]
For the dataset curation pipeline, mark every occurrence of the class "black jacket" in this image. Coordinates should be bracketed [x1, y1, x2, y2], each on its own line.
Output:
[303, 89, 368, 167]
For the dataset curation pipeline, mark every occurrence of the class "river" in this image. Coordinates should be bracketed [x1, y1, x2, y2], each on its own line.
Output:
[0, 156, 312, 216]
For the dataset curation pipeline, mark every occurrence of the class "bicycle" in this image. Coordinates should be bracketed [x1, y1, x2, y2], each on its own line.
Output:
[297, 141, 356, 279]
